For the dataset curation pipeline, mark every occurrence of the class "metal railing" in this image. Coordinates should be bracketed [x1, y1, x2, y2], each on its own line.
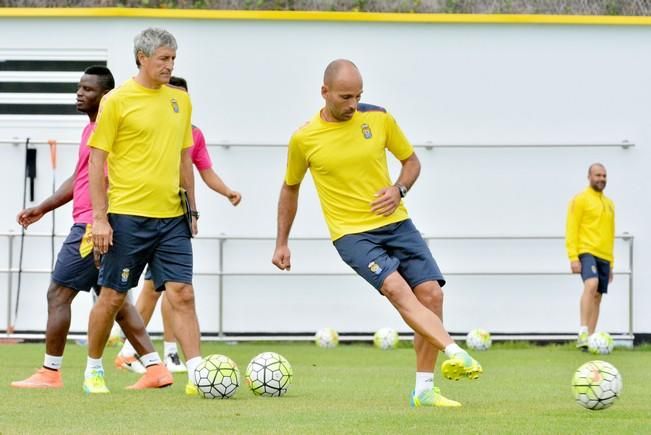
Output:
[0, 138, 636, 150]
[0, 232, 635, 340]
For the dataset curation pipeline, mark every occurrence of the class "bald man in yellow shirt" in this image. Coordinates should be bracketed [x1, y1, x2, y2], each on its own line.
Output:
[272, 59, 482, 408]
[566, 163, 615, 350]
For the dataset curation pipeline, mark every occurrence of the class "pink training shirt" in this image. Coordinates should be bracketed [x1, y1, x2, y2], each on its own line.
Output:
[72, 122, 96, 224]
[190, 126, 212, 171]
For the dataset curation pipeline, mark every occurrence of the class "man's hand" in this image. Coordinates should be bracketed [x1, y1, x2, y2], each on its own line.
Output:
[191, 216, 198, 237]
[570, 260, 581, 274]
[272, 245, 291, 271]
[227, 190, 242, 206]
[370, 186, 401, 216]
[92, 217, 113, 255]
[609, 270, 614, 283]
[16, 207, 44, 229]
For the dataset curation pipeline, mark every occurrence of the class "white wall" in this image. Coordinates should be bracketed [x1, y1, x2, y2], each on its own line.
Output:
[0, 15, 647, 336]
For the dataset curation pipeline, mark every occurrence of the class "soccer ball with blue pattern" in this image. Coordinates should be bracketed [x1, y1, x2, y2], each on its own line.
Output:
[588, 332, 614, 355]
[373, 328, 399, 350]
[315, 328, 339, 348]
[245, 352, 293, 397]
[572, 360, 622, 410]
[194, 354, 240, 399]
[465, 328, 492, 351]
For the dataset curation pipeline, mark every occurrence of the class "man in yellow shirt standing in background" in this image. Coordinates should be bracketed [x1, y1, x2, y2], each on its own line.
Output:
[566, 163, 615, 350]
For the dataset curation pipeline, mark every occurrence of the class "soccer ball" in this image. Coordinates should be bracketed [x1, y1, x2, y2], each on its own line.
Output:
[466, 328, 492, 351]
[588, 332, 614, 355]
[315, 327, 339, 348]
[245, 352, 293, 397]
[572, 360, 622, 410]
[373, 328, 399, 350]
[194, 354, 240, 399]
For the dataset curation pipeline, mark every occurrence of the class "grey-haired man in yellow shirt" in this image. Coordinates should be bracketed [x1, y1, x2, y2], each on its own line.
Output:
[566, 163, 615, 350]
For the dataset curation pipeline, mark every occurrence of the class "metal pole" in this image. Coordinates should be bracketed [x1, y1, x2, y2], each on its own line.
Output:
[6, 235, 13, 333]
[628, 237, 634, 340]
[218, 237, 224, 338]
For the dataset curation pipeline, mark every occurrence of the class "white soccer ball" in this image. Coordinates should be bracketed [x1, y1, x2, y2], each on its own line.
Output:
[373, 328, 399, 350]
[588, 332, 614, 355]
[572, 360, 622, 410]
[466, 328, 492, 351]
[315, 327, 339, 348]
[245, 352, 293, 397]
[194, 354, 240, 399]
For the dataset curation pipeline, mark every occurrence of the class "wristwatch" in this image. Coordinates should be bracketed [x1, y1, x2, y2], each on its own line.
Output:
[395, 183, 408, 198]
[191, 210, 200, 220]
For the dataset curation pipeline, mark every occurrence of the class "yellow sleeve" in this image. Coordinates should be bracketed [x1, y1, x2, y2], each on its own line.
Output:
[385, 112, 414, 161]
[610, 200, 616, 269]
[565, 195, 584, 261]
[88, 93, 119, 153]
[284, 133, 308, 186]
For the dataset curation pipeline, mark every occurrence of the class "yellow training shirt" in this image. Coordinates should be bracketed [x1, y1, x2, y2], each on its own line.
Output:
[565, 187, 615, 264]
[88, 79, 193, 218]
[285, 104, 413, 241]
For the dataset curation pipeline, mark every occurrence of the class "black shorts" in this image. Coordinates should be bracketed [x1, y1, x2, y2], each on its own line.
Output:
[51, 224, 99, 293]
[579, 253, 611, 294]
[333, 219, 445, 292]
[98, 214, 193, 292]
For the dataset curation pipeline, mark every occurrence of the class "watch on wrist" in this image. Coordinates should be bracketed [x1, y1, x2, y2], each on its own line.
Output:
[190, 210, 200, 220]
[395, 183, 408, 198]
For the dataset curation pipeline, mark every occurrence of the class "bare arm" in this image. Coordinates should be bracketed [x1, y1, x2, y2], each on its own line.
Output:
[198, 168, 241, 206]
[17, 172, 75, 228]
[180, 148, 198, 236]
[89, 148, 112, 255]
[271, 182, 300, 271]
[371, 152, 421, 216]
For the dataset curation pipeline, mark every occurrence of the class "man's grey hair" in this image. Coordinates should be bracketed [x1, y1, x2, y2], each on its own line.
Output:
[133, 28, 177, 67]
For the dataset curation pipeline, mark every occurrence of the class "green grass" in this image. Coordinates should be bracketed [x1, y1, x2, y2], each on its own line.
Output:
[1, 341, 650, 434]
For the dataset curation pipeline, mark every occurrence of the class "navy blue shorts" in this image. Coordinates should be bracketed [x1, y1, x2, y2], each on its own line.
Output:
[333, 219, 445, 293]
[579, 253, 611, 294]
[98, 214, 193, 293]
[51, 224, 99, 293]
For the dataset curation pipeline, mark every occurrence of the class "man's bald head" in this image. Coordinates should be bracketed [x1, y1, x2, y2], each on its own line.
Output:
[587, 162, 607, 192]
[323, 59, 361, 87]
[320, 59, 363, 122]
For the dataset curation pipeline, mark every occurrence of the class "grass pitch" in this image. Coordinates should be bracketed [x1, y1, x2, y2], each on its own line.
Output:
[1, 341, 650, 434]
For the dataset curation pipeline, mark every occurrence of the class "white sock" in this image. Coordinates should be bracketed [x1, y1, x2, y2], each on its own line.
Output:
[85, 357, 103, 377]
[444, 343, 464, 358]
[414, 372, 434, 396]
[43, 354, 63, 371]
[120, 340, 137, 358]
[579, 326, 589, 335]
[186, 356, 202, 385]
[140, 352, 162, 368]
[164, 341, 178, 356]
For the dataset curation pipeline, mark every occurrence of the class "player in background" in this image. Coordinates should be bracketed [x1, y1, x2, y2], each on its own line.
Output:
[11, 66, 155, 390]
[566, 163, 615, 350]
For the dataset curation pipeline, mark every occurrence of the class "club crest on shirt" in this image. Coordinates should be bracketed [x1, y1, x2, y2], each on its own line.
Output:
[170, 98, 179, 113]
[361, 123, 372, 139]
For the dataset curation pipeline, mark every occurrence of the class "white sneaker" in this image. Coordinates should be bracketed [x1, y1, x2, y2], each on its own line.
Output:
[165, 352, 187, 373]
[114, 354, 146, 374]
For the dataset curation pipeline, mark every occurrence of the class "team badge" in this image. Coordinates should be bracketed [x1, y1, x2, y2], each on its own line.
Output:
[170, 98, 179, 113]
[361, 123, 372, 139]
[368, 261, 383, 275]
[121, 268, 130, 283]
[591, 265, 597, 274]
